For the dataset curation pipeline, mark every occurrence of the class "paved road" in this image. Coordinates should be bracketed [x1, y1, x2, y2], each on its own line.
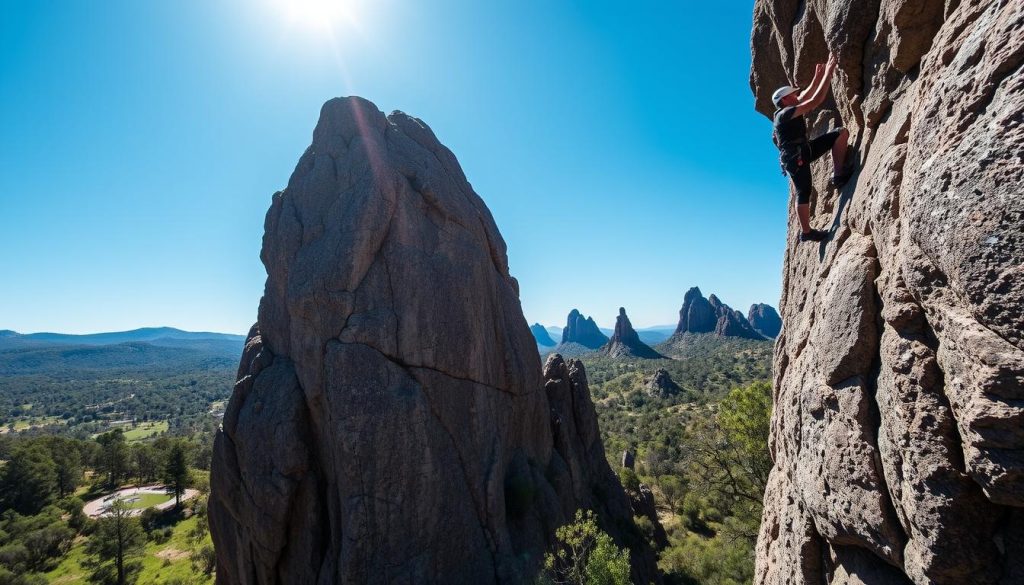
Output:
[83, 485, 201, 517]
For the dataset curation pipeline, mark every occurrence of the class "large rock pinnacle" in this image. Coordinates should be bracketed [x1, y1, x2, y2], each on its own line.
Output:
[208, 97, 657, 584]
[560, 309, 609, 349]
[751, 2, 1024, 583]
[601, 307, 664, 359]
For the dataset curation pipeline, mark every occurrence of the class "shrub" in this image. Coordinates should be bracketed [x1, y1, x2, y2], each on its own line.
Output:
[542, 509, 631, 585]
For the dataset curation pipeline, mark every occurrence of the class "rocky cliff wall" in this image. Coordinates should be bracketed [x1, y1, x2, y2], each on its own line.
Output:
[750, 1, 1023, 583]
[208, 97, 657, 584]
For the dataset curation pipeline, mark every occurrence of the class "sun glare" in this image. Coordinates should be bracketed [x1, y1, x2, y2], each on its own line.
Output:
[280, 0, 354, 31]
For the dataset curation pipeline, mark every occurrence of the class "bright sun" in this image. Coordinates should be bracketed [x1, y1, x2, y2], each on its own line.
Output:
[280, 0, 354, 30]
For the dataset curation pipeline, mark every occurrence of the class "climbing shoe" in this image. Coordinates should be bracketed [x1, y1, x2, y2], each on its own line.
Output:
[799, 229, 828, 243]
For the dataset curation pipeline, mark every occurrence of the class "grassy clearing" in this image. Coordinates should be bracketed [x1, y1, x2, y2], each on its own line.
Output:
[138, 514, 215, 584]
[89, 419, 169, 442]
[123, 491, 173, 510]
[122, 420, 169, 441]
[45, 509, 215, 585]
[0, 415, 65, 433]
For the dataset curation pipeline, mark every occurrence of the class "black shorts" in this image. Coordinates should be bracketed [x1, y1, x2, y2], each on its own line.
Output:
[785, 128, 844, 205]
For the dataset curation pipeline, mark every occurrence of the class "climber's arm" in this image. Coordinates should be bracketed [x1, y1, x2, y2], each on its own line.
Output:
[798, 64, 825, 101]
[794, 54, 837, 117]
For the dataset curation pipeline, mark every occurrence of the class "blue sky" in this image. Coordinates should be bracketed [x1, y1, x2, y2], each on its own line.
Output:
[0, 0, 786, 334]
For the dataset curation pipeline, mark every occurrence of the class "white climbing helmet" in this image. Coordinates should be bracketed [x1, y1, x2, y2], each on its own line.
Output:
[772, 85, 800, 107]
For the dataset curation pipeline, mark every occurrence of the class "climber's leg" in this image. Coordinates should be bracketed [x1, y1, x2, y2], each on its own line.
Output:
[809, 128, 854, 187]
[790, 159, 826, 242]
[830, 127, 850, 175]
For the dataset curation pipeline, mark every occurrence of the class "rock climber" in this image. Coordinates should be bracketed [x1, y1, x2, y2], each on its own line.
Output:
[772, 52, 855, 243]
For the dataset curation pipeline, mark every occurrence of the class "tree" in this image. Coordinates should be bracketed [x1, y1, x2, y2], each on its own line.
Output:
[86, 498, 145, 585]
[543, 509, 631, 585]
[96, 430, 130, 489]
[0, 443, 57, 515]
[191, 544, 216, 576]
[47, 438, 83, 498]
[163, 442, 191, 508]
[656, 475, 685, 514]
[683, 380, 772, 540]
[130, 444, 158, 486]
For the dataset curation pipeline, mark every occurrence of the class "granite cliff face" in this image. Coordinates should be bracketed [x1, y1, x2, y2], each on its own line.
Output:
[601, 307, 664, 359]
[748, 303, 782, 339]
[208, 97, 657, 584]
[751, 2, 1024, 583]
[672, 287, 765, 340]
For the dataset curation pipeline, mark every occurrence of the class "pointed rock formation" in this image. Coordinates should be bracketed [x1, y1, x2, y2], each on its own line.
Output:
[644, 368, 682, 398]
[208, 97, 658, 585]
[560, 309, 608, 348]
[530, 323, 556, 347]
[552, 309, 608, 356]
[672, 287, 765, 340]
[601, 308, 664, 359]
[748, 303, 782, 339]
[751, 2, 1024, 583]
[674, 287, 717, 334]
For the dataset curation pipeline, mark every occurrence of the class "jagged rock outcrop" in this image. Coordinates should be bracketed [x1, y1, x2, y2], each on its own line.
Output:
[560, 309, 608, 349]
[751, 2, 1024, 584]
[208, 97, 658, 585]
[628, 484, 669, 550]
[710, 295, 765, 339]
[530, 323, 556, 347]
[644, 369, 682, 398]
[672, 287, 765, 340]
[748, 303, 782, 339]
[601, 308, 664, 359]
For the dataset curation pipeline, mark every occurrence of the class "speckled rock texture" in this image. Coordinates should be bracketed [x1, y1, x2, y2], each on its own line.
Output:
[208, 97, 658, 585]
[751, 1, 1024, 584]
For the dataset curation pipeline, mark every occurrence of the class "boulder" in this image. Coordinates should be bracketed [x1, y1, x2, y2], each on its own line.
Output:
[644, 369, 682, 398]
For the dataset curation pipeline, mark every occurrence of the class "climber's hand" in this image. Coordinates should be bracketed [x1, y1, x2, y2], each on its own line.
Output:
[826, 52, 838, 71]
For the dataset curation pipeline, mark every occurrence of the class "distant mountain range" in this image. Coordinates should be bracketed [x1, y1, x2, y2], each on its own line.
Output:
[0, 327, 245, 375]
[0, 327, 244, 348]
